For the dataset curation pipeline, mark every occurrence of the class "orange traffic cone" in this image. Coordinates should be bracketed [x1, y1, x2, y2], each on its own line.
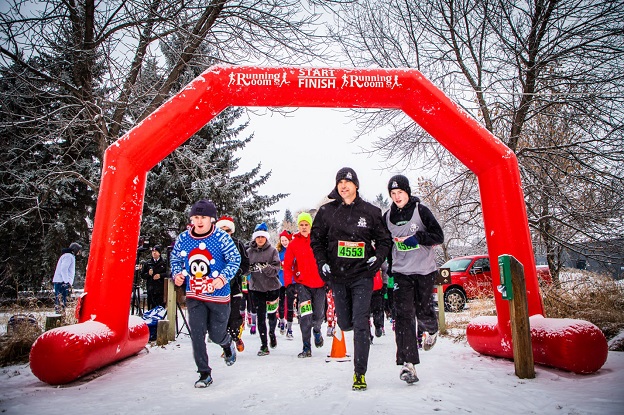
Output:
[325, 326, 351, 363]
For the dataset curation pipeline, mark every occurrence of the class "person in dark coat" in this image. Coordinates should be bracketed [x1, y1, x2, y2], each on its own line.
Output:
[140, 245, 169, 310]
[384, 174, 444, 384]
[310, 167, 392, 391]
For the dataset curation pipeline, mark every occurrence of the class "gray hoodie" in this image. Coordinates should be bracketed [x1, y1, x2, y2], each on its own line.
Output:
[247, 240, 281, 292]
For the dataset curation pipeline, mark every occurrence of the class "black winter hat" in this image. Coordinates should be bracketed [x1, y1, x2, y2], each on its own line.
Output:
[69, 242, 82, 254]
[152, 245, 162, 254]
[388, 175, 412, 196]
[190, 199, 217, 218]
[335, 167, 359, 188]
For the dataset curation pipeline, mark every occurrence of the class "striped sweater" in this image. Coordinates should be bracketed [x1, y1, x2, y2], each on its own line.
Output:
[170, 226, 241, 303]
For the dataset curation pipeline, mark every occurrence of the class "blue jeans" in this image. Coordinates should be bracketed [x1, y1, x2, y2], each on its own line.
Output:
[54, 282, 71, 311]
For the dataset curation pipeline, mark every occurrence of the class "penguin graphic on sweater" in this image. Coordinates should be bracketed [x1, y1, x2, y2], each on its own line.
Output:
[182, 243, 219, 295]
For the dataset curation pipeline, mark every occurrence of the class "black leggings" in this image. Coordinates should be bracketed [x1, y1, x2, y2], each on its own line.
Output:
[250, 289, 280, 347]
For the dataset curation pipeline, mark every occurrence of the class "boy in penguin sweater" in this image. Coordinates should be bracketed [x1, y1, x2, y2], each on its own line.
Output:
[170, 199, 241, 388]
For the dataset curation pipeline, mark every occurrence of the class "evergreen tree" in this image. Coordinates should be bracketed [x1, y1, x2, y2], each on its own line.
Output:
[0, 53, 99, 295]
[373, 193, 390, 213]
[138, 39, 286, 246]
[283, 209, 294, 227]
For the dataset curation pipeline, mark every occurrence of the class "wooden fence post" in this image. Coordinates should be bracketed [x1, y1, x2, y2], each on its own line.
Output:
[156, 320, 169, 345]
[45, 314, 62, 331]
[504, 255, 535, 379]
[166, 278, 177, 341]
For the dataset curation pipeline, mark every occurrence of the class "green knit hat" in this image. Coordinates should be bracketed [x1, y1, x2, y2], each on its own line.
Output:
[297, 212, 313, 226]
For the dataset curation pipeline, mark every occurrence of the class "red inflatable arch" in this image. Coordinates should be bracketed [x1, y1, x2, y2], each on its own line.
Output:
[30, 66, 607, 384]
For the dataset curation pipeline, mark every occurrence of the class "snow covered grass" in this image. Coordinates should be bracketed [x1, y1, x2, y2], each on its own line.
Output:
[542, 269, 624, 349]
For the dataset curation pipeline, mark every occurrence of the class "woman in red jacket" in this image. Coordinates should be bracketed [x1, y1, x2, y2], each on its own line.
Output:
[283, 212, 326, 357]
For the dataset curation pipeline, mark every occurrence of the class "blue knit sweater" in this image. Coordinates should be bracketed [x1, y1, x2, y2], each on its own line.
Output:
[170, 226, 241, 303]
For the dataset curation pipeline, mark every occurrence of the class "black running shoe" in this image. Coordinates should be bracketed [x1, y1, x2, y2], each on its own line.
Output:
[313, 331, 324, 348]
[194, 372, 213, 388]
[257, 345, 270, 356]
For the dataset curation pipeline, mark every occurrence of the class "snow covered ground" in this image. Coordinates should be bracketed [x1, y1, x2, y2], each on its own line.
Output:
[1, 311, 623, 415]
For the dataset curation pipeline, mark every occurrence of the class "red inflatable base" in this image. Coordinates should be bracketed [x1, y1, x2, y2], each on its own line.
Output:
[29, 317, 149, 385]
[467, 315, 608, 374]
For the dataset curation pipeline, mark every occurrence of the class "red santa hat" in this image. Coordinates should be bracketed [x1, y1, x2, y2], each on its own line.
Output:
[215, 216, 235, 234]
[188, 243, 215, 266]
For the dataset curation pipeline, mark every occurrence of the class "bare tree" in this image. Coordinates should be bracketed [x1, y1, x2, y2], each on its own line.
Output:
[328, 0, 624, 279]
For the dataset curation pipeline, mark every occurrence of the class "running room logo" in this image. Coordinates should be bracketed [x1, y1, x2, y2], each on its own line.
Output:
[340, 73, 402, 89]
[228, 71, 290, 87]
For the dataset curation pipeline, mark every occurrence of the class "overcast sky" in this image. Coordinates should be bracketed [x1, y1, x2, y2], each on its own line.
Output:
[236, 107, 404, 221]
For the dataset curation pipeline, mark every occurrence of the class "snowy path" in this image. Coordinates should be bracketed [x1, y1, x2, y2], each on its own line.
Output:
[0, 317, 623, 415]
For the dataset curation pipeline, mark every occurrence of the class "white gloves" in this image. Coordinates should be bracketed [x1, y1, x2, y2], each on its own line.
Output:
[321, 263, 331, 276]
[367, 256, 377, 267]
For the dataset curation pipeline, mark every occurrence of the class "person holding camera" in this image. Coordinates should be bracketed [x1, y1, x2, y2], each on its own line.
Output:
[140, 245, 168, 310]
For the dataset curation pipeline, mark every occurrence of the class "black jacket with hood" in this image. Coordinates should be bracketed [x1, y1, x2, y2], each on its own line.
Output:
[311, 188, 392, 284]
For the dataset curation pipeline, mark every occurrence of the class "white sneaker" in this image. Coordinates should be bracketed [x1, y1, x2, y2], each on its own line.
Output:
[423, 331, 438, 351]
[399, 362, 419, 384]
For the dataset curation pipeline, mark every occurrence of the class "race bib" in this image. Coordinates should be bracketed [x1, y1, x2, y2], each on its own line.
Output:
[299, 300, 313, 317]
[337, 241, 365, 258]
[266, 298, 279, 314]
[395, 240, 419, 251]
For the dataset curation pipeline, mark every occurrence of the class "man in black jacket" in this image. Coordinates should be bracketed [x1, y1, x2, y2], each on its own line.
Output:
[384, 174, 444, 384]
[311, 167, 392, 391]
[141, 245, 169, 309]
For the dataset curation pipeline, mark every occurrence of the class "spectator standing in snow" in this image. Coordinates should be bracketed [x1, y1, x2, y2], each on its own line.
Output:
[170, 199, 241, 388]
[140, 245, 168, 310]
[310, 167, 392, 391]
[283, 212, 326, 358]
[276, 230, 292, 335]
[52, 242, 82, 313]
[247, 222, 282, 356]
[216, 216, 250, 353]
[384, 175, 444, 384]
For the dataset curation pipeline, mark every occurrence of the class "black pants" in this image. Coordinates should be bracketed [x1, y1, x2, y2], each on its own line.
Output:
[384, 285, 395, 319]
[250, 289, 280, 347]
[393, 271, 438, 365]
[331, 277, 373, 375]
[227, 295, 243, 340]
[285, 284, 298, 322]
[370, 289, 384, 331]
[146, 287, 164, 310]
[278, 286, 286, 319]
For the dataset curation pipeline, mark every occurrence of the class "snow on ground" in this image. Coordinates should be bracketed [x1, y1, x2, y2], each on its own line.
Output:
[1, 311, 623, 415]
